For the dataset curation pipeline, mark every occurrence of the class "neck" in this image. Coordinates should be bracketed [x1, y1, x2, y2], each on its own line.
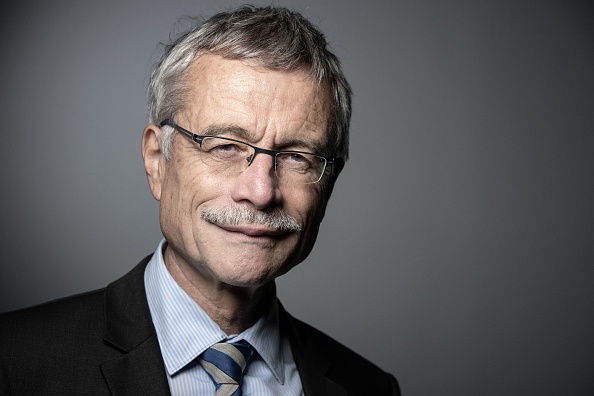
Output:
[162, 244, 275, 335]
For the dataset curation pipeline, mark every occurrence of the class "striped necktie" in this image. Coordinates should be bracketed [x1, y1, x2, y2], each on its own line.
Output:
[198, 340, 254, 396]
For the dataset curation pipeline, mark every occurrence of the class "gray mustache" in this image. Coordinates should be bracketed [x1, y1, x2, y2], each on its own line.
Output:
[201, 207, 302, 232]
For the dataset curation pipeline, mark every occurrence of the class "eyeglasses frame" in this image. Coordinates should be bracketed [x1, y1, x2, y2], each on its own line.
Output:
[159, 119, 343, 184]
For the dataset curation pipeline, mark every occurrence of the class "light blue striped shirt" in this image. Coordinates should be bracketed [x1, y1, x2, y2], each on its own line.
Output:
[144, 239, 303, 395]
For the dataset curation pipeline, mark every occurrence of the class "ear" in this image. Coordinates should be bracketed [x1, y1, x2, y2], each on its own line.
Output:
[141, 124, 164, 201]
[320, 159, 345, 220]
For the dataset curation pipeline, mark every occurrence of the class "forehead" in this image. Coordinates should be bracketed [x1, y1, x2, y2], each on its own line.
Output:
[180, 54, 331, 146]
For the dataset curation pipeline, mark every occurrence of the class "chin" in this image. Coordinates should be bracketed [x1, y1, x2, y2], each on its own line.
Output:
[214, 258, 294, 289]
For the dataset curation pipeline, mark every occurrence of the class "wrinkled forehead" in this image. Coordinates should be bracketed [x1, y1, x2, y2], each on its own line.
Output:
[179, 55, 333, 148]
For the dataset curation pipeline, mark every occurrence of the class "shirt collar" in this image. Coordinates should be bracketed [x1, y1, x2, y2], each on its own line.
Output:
[144, 239, 286, 383]
[235, 297, 285, 383]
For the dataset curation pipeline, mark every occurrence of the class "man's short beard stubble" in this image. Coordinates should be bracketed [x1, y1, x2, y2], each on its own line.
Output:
[201, 206, 302, 232]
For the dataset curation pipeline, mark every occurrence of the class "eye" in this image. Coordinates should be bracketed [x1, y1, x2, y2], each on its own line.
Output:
[287, 153, 308, 163]
[201, 137, 250, 159]
[212, 143, 241, 153]
[278, 152, 314, 171]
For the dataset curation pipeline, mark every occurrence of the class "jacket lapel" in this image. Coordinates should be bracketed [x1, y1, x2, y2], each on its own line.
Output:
[100, 256, 171, 396]
[97, 259, 347, 395]
[100, 334, 170, 395]
[279, 303, 347, 396]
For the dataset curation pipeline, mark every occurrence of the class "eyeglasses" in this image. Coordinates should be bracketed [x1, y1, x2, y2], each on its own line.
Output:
[159, 119, 342, 184]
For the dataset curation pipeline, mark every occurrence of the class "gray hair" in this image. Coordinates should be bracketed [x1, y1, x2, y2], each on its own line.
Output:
[147, 5, 352, 162]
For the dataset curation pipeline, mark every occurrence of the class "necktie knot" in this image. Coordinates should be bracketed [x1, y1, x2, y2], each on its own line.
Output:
[198, 340, 254, 396]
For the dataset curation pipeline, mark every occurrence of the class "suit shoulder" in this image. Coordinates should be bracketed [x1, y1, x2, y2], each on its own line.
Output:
[0, 259, 154, 394]
[0, 288, 106, 341]
[282, 310, 400, 395]
[287, 314, 392, 373]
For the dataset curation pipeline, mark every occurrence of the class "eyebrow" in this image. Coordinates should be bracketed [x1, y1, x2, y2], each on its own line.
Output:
[201, 124, 325, 154]
[202, 124, 251, 139]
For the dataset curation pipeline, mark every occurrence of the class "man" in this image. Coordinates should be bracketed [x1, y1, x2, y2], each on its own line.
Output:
[0, 6, 399, 395]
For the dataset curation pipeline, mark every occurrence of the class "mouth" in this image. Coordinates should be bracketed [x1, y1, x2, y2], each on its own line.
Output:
[210, 222, 293, 238]
[200, 206, 302, 238]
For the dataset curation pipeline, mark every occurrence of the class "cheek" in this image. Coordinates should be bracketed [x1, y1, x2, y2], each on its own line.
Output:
[158, 174, 189, 245]
[159, 159, 220, 234]
[301, 185, 325, 215]
[291, 187, 326, 237]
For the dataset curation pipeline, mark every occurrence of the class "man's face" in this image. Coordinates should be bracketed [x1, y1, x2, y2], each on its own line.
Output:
[144, 54, 333, 289]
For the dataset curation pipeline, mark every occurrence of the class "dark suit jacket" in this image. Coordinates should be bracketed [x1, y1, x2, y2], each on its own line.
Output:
[0, 256, 400, 395]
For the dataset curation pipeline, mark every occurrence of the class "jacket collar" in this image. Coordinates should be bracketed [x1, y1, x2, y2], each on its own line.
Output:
[279, 302, 347, 396]
[100, 255, 171, 396]
[98, 255, 346, 395]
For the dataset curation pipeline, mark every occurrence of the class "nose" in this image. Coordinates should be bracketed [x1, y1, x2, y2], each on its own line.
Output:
[230, 152, 281, 210]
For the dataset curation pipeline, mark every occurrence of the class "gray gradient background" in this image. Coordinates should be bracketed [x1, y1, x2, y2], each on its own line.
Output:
[1, 0, 593, 394]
